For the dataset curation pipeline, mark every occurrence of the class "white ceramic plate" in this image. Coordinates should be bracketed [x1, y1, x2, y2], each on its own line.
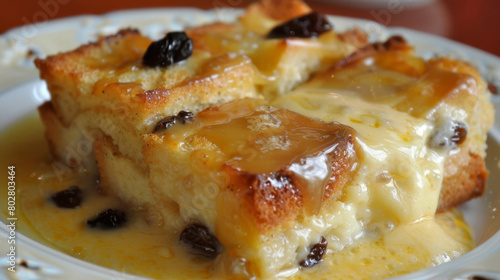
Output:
[1, 8, 500, 280]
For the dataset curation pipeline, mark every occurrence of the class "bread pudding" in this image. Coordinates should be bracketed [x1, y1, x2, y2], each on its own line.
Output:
[30, 0, 494, 279]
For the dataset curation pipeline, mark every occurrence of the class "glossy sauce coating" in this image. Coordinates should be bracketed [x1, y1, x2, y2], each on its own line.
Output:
[163, 98, 358, 221]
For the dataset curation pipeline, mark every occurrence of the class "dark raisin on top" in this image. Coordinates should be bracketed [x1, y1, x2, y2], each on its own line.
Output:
[143, 31, 193, 68]
[153, 110, 194, 133]
[430, 120, 468, 149]
[153, 116, 176, 133]
[299, 236, 328, 268]
[176, 111, 195, 124]
[266, 12, 333, 39]
[179, 223, 222, 259]
[50, 186, 82, 209]
[86, 209, 127, 230]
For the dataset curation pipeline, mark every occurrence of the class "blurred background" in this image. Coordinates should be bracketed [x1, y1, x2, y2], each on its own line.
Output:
[1, 0, 499, 56]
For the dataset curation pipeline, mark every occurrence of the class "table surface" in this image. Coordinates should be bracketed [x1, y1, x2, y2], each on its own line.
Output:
[1, 0, 499, 57]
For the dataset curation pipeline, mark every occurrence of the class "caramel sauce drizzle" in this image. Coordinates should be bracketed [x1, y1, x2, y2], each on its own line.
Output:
[162, 98, 358, 230]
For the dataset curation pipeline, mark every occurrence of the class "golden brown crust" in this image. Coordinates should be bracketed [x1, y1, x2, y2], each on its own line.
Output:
[337, 27, 369, 49]
[430, 57, 492, 212]
[225, 168, 304, 232]
[35, 29, 257, 126]
[185, 23, 234, 55]
[34, 2, 493, 277]
[34, 29, 152, 124]
[246, 0, 312, 22]
[333, 35, 413, 70]
[438, 152, 489, 212]
[204, 101, 360, 232]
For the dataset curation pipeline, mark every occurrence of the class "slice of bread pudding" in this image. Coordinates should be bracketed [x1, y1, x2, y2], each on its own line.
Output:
[37, 29, 258, 173]
[141, 98, 359, 277]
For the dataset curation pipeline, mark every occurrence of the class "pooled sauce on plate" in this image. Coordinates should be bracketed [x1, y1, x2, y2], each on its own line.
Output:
[0, 113, 475, 280]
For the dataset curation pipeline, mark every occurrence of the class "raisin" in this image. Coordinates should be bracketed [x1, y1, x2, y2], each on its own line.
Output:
[371, 36, 407, 52]
[176, 111, 195, 124]
[19, 260, 29, 268]
[266, 12, 332, 39]
[470, 276, 494, 280]
[430, 121, 468, 149]
[299, 236, 328, 268]
[153, 110, 194, 133]
[382, 35, 406, 49]
[179, 223, 222, 259]
[450, 122, 468, 145]
[143, 31, 193, 67]
[86, 209, 127, 230]
[153, 116, 176, 133]
[50, 186, 82, 209]
[488, 83, 498, 94]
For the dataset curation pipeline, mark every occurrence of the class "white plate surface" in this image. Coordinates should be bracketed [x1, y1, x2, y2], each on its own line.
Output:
[1, 8, 500, 280]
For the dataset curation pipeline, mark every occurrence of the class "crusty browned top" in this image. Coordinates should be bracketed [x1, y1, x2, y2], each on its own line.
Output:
[34, 27, 257, 127]
[161, 98, 359, 232]
[245, 0, 312, 22]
